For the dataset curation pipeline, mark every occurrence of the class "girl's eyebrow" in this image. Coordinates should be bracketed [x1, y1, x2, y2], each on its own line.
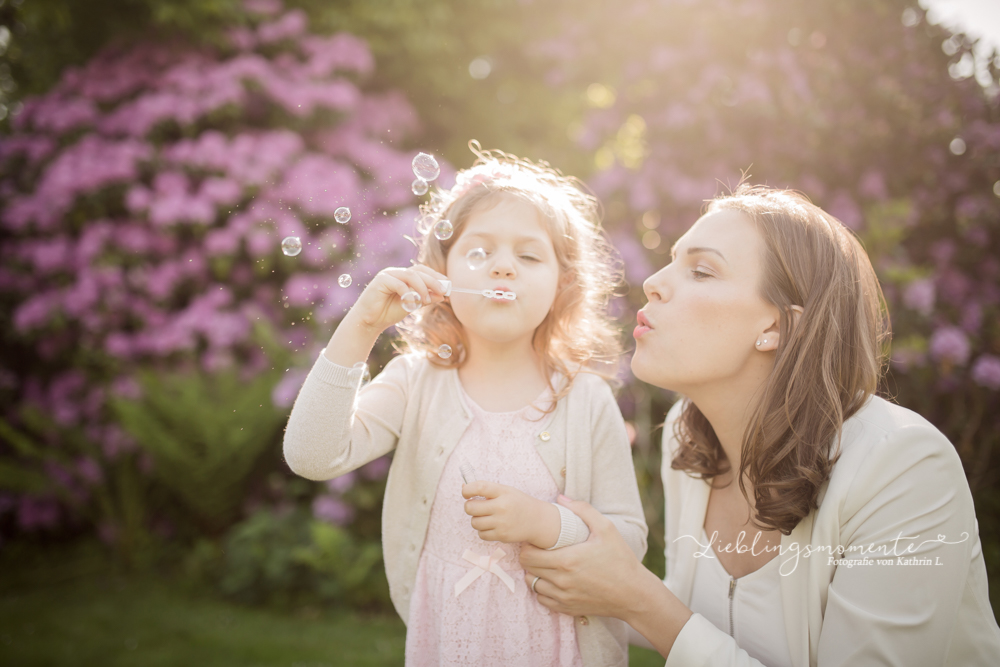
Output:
[462, 231, 548, 245]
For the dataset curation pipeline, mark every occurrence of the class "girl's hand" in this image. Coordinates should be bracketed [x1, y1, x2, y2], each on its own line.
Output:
[462, 481, 560, 547]
[348, 264, 449, 333]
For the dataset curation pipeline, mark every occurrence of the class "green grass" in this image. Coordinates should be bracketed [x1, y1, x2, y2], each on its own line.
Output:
[0, 540, 666, 666]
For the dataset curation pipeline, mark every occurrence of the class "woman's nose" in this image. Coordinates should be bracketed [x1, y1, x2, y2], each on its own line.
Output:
[643, 266, 669, 301]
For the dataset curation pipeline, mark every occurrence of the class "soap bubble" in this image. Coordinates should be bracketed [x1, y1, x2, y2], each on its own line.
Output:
[466, 247, 488, 270]
[437, 344, 453, 360]
[335, 207, 351, 224]
[338, 274, 352, 288]
[281, 236, 302, 256]
[433, 219, 454, 240]
[412, 153, 441, 181]
[401, 291, 422, 313]
[412, 178, 429, 196]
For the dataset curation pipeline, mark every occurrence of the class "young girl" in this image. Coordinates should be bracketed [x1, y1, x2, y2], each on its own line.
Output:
[283, 144, 647, 667]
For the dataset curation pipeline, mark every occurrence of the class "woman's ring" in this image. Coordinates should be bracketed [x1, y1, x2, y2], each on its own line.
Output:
[531, 576, 540, 593]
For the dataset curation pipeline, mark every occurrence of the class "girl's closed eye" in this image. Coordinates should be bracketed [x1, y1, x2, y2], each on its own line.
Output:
[691, 267, 713, 280]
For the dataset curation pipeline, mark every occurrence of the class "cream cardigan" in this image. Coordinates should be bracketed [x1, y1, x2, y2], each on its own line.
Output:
[283, 351, 648, 667]
[659, 395, 1000, 666]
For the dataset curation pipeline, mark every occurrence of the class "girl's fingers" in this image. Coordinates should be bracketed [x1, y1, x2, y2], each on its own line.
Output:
[411, 263, 450, 285]
[382, 268, 431, 305]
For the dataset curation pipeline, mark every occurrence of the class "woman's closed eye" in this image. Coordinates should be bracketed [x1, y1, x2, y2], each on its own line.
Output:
[691, 268, 713, 280]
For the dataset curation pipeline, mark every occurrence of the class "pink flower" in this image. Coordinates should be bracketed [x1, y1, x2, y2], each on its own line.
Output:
[17, 496, 60, 531]
[271, 367, 308, 408]
[257, 10, 308, 44]
[902, 279, 935, 316]
[928, 326, 971, 366]
[311, 494, 354, 526]
[360, 455, 391, 480]
[76, 457, 104, 485]
[325, 471, 356, 494]
[971, 355, 1000, 390]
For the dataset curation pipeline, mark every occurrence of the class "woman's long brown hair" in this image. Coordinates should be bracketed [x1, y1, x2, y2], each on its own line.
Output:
[671, 185, 890, 535]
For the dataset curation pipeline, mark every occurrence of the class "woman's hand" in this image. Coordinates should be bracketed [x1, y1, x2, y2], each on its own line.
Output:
[518, 495, 651, 619]
[463, 481, 560, 548]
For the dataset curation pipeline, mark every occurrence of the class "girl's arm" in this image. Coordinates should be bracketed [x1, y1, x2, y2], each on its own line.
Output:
[462, 377, 648, 553]
[282, 266, 447, 481]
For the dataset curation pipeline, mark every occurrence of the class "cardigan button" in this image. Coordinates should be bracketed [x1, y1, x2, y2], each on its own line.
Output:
[560, 467, 566, 478]
[539, 431, 551, 442]
[578, 616, 589, 626]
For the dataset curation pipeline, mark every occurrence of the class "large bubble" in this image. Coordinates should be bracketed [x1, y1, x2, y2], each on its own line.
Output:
[335, 207, 351, 224]
[412, 178, 429, 196]
[338, 274, 352, 287]
[437, 344, 453, 359]
[281, 236, 302, 256]
[433, 219, 454, 240]
[412, 152, 440, 181]
[466, 247, 488, 271]
[401, 291, 422, 313]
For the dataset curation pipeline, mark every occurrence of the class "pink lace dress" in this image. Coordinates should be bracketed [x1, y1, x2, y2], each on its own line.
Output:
[404, 384, 584, 667]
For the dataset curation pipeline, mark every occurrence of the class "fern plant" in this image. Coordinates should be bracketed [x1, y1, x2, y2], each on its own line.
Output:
[111, 368, 285, 533]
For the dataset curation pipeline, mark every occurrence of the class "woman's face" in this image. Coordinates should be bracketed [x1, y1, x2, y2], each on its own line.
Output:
[631, 208, 778, 393]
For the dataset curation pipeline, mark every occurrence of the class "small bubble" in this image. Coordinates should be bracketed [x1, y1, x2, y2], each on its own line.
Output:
[401, 291, 422, 313]
[901, 8, 920, 28]
[949, 137, 967, 155]
[281, 236, 302, 256]
[437, 344, 453, 359]
[335, 207, 351, 224]
[992, 181, 1000, 198]
[339, 274, 352, 288]
[412, 153, 441, 181]
[466, 247, 488, 271]
[469, 57, 492, 80]
[412, 178, 429, 196]
[433, 219, 454, 240]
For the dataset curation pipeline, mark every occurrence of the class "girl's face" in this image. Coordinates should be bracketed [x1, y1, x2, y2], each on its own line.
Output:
[631, 208, 778, 393]
[446, 195, 561, 347]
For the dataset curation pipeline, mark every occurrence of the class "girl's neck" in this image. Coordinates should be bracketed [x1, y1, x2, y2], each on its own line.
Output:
[458, 333, 550, 413]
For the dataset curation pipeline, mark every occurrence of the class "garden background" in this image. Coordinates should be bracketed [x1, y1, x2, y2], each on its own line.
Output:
[1, 0, 998, 664]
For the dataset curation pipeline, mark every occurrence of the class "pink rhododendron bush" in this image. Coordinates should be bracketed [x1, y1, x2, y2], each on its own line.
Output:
[0, 2, 421, 549]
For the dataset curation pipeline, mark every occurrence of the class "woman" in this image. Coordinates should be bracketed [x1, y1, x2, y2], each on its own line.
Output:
[517, 185, 1000, 665]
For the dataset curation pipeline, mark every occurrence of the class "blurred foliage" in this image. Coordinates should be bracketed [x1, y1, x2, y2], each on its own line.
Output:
[111, 367, 286, 533]
[183, 507, 390, 610]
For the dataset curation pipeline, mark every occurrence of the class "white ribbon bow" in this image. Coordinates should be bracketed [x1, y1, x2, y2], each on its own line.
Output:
[453, 547, 516, 597]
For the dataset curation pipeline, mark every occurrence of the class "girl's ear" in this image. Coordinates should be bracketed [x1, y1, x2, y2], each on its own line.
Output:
[559, 267, 576, 288]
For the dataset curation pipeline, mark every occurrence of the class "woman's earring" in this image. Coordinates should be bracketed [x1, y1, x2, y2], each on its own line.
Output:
[756, 340, 762, 347]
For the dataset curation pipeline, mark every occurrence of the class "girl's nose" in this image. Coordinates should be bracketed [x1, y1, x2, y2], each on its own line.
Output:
[489, 252, 516, 279]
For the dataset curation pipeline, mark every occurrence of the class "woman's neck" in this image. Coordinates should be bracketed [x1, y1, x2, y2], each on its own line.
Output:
[686, 367, 771, 485]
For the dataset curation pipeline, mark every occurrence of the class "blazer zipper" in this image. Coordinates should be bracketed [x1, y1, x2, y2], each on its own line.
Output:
[728, 577, 736, 637]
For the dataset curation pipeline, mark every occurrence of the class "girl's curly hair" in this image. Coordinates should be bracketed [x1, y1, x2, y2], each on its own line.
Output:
[396, 141, 625, 406]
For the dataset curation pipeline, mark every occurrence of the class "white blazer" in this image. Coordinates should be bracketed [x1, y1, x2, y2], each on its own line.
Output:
[658, 395, 1000, 666]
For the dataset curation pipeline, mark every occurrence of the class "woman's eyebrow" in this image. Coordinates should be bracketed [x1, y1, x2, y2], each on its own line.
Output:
[671, 244, 728, 265]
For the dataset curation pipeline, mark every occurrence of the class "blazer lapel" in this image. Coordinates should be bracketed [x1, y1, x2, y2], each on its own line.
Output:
[675, 474, 712, 605]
